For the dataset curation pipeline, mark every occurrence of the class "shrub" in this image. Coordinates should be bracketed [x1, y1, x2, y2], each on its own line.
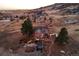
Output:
[56, 27, 69, 44]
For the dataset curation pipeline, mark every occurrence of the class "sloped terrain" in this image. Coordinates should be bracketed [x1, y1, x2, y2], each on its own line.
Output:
[0, 3, 79, 56]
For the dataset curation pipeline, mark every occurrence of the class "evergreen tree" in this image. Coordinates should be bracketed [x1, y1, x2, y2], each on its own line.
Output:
[21, 18, 33, 37]
[56, 27, 69, 44]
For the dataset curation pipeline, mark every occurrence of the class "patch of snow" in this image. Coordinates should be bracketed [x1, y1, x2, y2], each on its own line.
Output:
[60, 50, 65, 54]
[0, 20, 10, 22]
[23, 43, 36, 48]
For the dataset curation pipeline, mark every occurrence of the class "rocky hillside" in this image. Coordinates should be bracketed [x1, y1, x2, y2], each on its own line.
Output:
[26, 3, 79, 26]
[0, 3, 79, 26]
[31, 3, 79, 15]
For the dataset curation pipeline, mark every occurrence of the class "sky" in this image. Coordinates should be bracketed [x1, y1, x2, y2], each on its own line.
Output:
[0, 0, 79, 10]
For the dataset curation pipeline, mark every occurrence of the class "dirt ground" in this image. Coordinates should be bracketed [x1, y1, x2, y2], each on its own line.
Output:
[50, 24, 79, 56]
[0, 20, 79, 56]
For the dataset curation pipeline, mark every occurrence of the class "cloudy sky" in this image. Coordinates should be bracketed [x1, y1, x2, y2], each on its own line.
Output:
[0, 0, 79, 10]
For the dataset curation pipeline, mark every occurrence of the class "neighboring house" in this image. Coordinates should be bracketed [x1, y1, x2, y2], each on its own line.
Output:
[64, 18, 79, 24]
